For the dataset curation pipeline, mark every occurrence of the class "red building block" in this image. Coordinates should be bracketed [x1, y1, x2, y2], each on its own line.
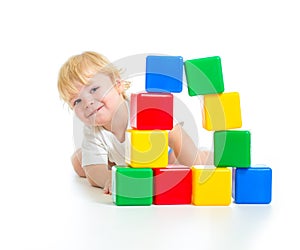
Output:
[153, 166, 192, 205]
[130, 93, 173, 130]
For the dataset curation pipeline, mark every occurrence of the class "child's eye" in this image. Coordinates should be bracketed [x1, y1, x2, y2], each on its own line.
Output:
[90, 87, 100, 94]
[73, 99, 81, 106]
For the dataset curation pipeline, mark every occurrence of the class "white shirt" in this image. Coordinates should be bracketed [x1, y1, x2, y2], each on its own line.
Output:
[81, 101, 130, 167]
[80, 100, 181, 167]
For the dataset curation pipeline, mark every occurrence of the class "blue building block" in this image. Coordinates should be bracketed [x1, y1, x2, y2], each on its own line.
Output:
[232, 166, 272, 204]
[146, 55, 183, 93]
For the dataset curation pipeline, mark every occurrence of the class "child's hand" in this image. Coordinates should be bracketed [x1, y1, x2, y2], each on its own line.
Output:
[103, 171, 112, 195]
[198, 149, 214, 165]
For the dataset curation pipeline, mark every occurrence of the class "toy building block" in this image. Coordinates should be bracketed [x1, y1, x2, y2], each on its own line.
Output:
[146, 55, 183, 93]
[232, 166, 272, 204]
[214, 130, 251, 167]
[192, 166, 232, 206]
[153, 165, 192, 205]
[125, 129, 168, 168]
[112, 166, 153, 206]
[130, 93, 173, 130]
[184, 56, 224, 96]
[202, 92, 242, 131]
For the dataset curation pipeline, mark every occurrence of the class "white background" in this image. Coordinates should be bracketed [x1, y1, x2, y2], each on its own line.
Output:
[0, 0, 299, 249]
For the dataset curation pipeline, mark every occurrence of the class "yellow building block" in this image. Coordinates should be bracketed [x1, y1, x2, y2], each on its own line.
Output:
[125, 129, 168, 168]
[192, 166, 232, 206]
[202, 92, 242, 131]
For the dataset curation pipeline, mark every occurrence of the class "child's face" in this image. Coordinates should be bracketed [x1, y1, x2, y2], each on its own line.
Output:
[71, 73, 124, 127]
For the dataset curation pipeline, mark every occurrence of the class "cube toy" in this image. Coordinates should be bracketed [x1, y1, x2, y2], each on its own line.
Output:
[125, 129, 168, 168]
[153, 166, 192, 205]
[202, 92, 242, 131]
[130, 93, 173, 130]
[112, 166, 153, 206]
[192, 166, 232, 206]
[146, 55, 183, 93]
[232, 166, 272, 204]
[184, 56, 224, 96]
[214, 130, 251, 167]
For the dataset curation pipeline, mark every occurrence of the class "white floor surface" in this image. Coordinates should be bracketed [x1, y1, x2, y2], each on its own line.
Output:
[0, 152, 298, 250]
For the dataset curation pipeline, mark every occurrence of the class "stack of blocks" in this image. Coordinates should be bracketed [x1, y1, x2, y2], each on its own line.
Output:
[112, 55, 272, 206]
[185, 56, 272, 205]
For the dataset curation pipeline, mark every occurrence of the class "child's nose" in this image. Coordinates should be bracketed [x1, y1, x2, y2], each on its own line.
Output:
[84, 98, 94, 109]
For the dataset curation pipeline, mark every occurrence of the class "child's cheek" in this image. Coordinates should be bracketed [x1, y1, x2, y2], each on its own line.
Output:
[74, 110, 85, 123]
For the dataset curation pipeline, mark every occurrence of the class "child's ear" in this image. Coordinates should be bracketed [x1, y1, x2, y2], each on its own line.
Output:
[115, 79, 125, 94]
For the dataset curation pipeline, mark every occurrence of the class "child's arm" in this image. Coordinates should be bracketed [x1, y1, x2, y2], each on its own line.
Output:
[71, 149, 112, 194]
[168, 123, 212, 166]
[84, 164, 112, 194]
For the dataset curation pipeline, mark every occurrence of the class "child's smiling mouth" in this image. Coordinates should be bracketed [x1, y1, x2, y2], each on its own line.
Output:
[88, 106, 103, 117]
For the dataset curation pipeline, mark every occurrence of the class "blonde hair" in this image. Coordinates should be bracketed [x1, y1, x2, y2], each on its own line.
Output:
[57, 51, 130, 107]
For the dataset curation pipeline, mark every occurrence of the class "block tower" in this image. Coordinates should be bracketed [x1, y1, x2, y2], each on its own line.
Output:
[112, 55, 192, 206]
[112, 54, 272, 206]
[185, 56, 272, 205]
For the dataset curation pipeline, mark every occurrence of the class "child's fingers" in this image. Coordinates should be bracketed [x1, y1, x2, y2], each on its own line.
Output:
[103, 189, 112, 195]
[103, 181, 112, 195]
[103, 186, 109, 194]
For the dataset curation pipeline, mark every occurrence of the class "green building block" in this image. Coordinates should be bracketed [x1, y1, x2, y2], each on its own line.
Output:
[184, 56, 224, 96]
[112, 166, 153, 206]
[214, 131, 251, 167]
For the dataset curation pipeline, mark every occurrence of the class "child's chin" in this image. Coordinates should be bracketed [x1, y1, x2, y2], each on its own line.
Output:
[86, 117, 99, 126]
[90, 121, 103, 127]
